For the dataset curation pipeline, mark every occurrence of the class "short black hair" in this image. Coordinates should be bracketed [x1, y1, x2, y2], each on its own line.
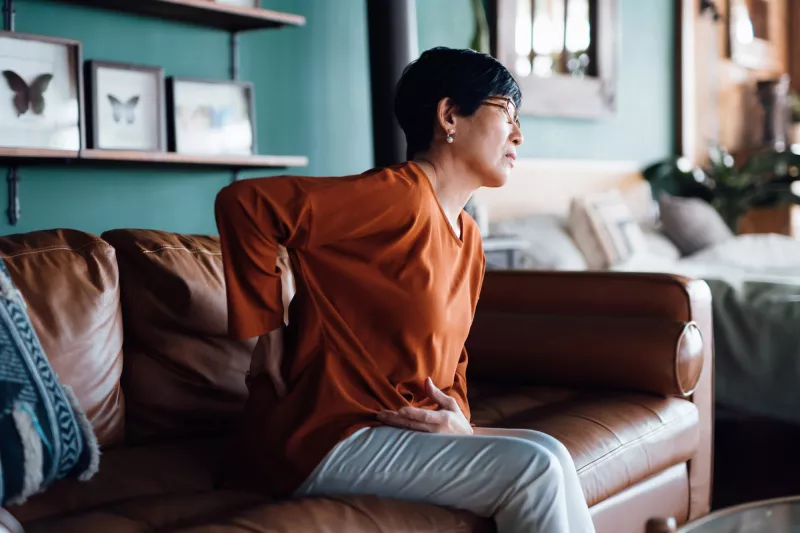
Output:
[394, 46, 522, 160]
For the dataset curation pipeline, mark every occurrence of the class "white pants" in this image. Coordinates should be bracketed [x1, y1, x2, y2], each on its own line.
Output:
[295, 426, 596, 533]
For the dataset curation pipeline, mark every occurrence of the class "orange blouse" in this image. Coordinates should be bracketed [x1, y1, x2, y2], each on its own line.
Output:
[215, 161, 486, 497]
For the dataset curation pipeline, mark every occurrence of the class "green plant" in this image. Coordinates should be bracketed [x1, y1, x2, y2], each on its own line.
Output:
[470, 0, 490, 54]
[789, 92, 800, 123]
[642, 145, 800, 233]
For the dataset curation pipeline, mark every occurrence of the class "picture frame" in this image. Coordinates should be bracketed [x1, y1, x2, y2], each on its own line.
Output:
[0, 31, 84, 151]
[726, 0, 778, 71]
[84, 60, 167, 152]
[166, 77, 256, 156]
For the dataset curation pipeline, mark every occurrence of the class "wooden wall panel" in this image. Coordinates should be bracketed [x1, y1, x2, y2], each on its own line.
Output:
[680, 0, 789, 163]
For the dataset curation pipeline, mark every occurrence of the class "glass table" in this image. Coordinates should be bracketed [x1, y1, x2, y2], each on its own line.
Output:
[647, 497, 800, 532]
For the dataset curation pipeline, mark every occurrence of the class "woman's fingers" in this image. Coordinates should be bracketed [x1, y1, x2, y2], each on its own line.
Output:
[398, 406, 440, 423]
[377, 409, 439, 432]
[424, 377, 459, 412]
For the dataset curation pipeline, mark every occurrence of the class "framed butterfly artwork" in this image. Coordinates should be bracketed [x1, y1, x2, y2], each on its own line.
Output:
[0, 31, 84, 151]
[167, 77, 256, 156]
[84, 60, 167, 152]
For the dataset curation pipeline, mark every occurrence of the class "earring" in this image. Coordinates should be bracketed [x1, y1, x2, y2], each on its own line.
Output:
[446, 129, 455, 144]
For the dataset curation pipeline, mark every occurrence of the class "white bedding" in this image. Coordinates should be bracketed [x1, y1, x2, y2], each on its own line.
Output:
[491, 211, 800, 422]
[612, 234, 800, 424]
[615, 234, 800, 283]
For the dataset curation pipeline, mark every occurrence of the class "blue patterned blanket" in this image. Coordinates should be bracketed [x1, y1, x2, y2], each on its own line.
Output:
[0, 259, 99, 505]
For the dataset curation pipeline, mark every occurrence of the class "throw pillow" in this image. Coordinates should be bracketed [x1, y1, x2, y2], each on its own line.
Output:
[490, 214, 588, 270]
[642, 228, 682, 261]
[0, 259, 99, 506]
[658, 193, 734, 256]
[568, 189, 648, 269]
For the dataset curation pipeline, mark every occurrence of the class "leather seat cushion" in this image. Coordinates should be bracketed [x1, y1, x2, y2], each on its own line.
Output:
[10, 438, 233, 524]
[468, 382, 700, 507]
[23, 492, 494, 533]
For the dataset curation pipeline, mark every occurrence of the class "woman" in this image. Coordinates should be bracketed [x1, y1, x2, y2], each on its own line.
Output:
[215, 46, 595, 533]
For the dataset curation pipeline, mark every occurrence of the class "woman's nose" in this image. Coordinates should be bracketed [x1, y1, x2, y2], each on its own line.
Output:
[511, 124, 524, 146]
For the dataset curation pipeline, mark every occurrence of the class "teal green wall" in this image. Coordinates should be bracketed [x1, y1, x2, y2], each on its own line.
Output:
[1, 0, 372, 236]
[417, 0, 675, 164]
[1, 0, 673, 236]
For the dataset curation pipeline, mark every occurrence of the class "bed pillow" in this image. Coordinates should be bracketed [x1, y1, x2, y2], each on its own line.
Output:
[642, 229, 682, 260]
[568, 190, 648, 269]
[658, 193, 734, 256]
[490, 214, 588, 270]
[0, 259, 99, 505]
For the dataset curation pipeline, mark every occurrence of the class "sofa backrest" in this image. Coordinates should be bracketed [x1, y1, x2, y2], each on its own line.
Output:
[0, 229, 125, 448]
[101, 229, 254, 444]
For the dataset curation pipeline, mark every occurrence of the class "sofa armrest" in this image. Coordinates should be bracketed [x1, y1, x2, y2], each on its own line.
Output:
[466, 270, 713, 520]
[466, 272, 707, 397]
[0, 508, 24, 533]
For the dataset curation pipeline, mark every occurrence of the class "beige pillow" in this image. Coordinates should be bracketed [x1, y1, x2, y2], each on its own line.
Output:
[568, 190, 647, 269]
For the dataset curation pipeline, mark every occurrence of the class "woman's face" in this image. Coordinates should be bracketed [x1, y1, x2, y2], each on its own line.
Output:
[450, 96, 524, 188]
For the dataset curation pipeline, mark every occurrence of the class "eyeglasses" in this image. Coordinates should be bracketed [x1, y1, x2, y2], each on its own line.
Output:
[482, 97, 520, 129]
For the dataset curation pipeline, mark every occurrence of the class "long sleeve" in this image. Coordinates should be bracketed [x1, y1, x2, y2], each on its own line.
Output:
[447, 253, 486, 423]
[448, 347, 471, 421]
[214, 170, 419, 340]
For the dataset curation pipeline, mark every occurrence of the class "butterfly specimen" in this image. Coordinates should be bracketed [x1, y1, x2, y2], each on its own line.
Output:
[2, 70, 54, 117]
[108, 94, 140, 124]
[193, 105, 232, 129]
[208, 107, 232, 129]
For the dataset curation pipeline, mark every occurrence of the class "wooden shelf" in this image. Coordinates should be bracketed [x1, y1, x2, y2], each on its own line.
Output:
[0, 148, 80, 162]
[54, 0, 306, 31]
[0, 147, 308, 169]
[0, 147, 78, 166]
[80, 149, 308, 169]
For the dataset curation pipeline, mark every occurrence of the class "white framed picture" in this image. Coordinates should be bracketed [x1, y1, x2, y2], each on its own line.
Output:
[85, 60, 166, 152]
[167, 77, 255, 156]
[0, 31, 83, 151]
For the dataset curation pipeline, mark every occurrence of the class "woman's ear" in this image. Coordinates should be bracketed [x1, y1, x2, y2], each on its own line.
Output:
[436, 97, 458, 136]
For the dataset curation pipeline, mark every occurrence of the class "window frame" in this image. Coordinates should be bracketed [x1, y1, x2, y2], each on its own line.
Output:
[492, 0, 619, 119]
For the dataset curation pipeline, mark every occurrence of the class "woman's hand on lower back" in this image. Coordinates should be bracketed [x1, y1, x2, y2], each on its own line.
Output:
[250, 328, 287, 398]
[377, 377, 473, 435]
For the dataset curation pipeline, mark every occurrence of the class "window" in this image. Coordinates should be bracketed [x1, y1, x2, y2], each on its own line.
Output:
[494, 0, 617, 118]
[514, 0, 595, 78]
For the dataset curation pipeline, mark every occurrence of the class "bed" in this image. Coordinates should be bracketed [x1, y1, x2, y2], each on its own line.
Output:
[476, 159, 800, 427]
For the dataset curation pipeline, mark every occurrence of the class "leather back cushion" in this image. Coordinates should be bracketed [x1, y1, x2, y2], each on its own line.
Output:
[101, 229, 254, 444]
[0, 229, 125, 448]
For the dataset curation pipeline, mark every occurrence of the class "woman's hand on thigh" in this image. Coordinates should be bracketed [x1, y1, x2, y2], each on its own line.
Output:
[377, 377, 473, 435]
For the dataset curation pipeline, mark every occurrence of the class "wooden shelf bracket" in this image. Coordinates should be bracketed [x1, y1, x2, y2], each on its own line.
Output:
[230, 30, 241, 182]
[4, 0, 19, 225]
[2, 0, 13, 31]
[6, 166, 19, 226]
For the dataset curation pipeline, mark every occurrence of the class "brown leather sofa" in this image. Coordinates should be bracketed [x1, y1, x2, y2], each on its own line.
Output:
[0, 227, 713, 533]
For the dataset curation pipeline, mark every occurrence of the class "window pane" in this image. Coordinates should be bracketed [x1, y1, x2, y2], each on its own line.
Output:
[516, 56, 533, 76]
[532, 55, 555, 77]
[514, 0, 533, 76]
[565, 0, 590, 52]
[516, 0, 533, 56]
[532, 0, 565, 56]
[565, 0, 592, 76]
